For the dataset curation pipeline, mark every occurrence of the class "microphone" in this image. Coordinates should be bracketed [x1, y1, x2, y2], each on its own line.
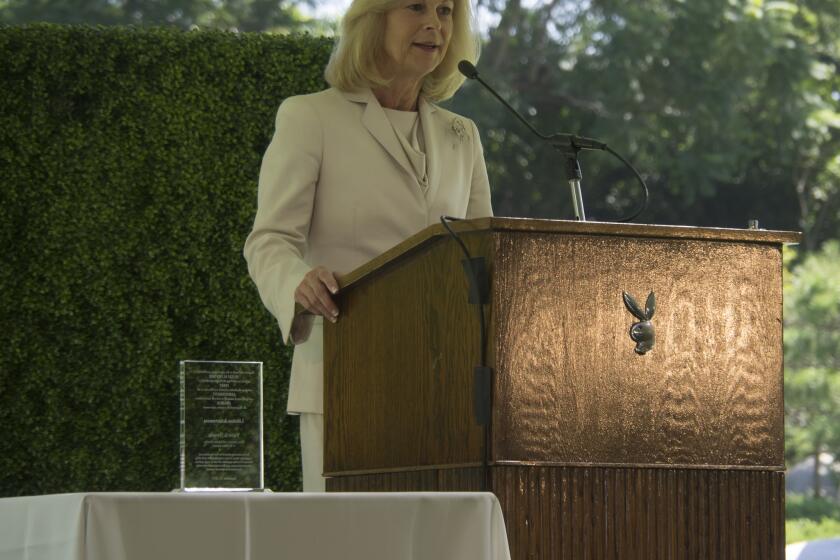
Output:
[457, 60, 649, 223]
[457, 60, 479, 79]
[458, 60, 606, 153]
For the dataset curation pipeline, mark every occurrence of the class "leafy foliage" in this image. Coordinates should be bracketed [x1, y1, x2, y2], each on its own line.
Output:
[786, 493, 840, 544]
[787, 493, 840, 520]
[784, 242, 840, 494]
[0, 0, 313, 32]
[448, 0, 840, 249]
[786, 516, 840, 545]
[0, 24, 333, 496]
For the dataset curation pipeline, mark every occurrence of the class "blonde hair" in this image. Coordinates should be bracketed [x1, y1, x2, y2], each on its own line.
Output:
[324, 0, 480, 102]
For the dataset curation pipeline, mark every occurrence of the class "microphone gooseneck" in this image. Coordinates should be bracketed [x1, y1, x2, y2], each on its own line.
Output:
[458, 61, 605, 152]
[458, 60, 649, 223]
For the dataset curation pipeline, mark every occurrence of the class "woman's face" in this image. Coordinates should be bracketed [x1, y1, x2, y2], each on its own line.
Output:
[381, 0, 455, 83]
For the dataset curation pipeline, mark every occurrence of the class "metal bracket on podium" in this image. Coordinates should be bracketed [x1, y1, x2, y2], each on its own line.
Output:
[461, 257, 489, 305]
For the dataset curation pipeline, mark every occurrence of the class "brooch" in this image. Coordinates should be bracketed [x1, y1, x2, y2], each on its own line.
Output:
[450, 117, 467, 143]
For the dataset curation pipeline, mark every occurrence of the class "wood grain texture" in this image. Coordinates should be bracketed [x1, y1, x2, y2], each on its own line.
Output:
[326, 228, 785, 473]
[324, 223, 788, 558]
[323, 231, 492, 474]
[492, 233, 784, 468]
[327, 466, 785, 560]
[297, 218, 799, 318]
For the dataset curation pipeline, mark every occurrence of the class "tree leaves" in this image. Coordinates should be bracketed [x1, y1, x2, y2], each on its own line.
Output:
[784, 243, 840, 485]
[448, 0, 840, 246]
[0, 0, 310, 32]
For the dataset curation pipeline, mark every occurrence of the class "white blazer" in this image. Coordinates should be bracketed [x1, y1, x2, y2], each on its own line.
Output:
[244, 87, 493, 414]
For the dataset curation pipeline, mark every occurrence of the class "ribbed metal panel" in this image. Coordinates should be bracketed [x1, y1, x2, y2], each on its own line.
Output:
[327, 467, 484, 492]
[492, 466, 783, 559]
[327, 466, 784, 559]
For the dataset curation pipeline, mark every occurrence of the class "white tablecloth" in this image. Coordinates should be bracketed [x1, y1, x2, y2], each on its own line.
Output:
[0, 492, 511, 560]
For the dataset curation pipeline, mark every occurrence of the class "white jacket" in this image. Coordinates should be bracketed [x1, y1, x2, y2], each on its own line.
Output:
[244, 87, 493, 414]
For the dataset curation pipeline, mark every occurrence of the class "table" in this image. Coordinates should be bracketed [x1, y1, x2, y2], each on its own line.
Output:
[0, 492, 510, 560]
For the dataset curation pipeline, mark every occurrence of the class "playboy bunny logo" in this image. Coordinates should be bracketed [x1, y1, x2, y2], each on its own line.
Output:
[622, 291, 656, 355]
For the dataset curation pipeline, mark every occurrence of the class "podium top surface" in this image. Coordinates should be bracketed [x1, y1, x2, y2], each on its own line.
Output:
[339, 217, 800, 290]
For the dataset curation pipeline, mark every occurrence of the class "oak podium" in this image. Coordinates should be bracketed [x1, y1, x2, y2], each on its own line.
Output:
[316, 217, 798, 559]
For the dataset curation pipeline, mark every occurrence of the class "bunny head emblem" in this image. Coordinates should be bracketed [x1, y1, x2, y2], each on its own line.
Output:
[622, 291, 656, 355]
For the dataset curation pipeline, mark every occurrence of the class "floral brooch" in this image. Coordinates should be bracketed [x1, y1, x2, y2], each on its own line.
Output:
[450, 117, 467, 144]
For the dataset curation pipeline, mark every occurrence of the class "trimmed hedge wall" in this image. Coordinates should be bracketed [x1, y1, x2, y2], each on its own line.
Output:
[0, 24, 333, 496]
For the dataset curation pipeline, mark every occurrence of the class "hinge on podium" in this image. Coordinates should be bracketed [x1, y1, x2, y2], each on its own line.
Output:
[461, 257, 489, 305]
[473, 365, 492, 426]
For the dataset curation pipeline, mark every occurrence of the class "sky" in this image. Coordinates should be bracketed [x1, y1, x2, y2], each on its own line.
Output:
[299, 0, 350, 20]
[298, 0, 503, 34]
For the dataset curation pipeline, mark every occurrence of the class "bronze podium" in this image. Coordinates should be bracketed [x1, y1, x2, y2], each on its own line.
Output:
[319, 218, 799, 559]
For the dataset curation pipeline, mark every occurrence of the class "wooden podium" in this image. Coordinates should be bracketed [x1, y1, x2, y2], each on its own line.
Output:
[320, 218, 799, 559]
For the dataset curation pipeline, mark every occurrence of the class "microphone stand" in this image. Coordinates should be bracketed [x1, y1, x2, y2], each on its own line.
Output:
[458, 60, 649, 223]
[548, 132, 597, 220]
[460, 61, 601, 221]
[548, 132, 606, 220]
[557, 141, 586, 221]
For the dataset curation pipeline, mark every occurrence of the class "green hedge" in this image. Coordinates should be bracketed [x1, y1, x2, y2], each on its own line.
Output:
[0, 24, 333, 496]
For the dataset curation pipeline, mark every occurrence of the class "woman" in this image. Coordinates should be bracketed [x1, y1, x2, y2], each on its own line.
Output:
[243, 0, 493, 491]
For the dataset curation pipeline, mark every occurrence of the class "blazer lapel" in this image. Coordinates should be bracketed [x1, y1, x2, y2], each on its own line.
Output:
[341, 89, 416, 182]
[418, 96, 442, 206]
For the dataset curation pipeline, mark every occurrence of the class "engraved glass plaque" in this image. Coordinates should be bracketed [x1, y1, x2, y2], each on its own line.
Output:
[179, 360, 264, 491]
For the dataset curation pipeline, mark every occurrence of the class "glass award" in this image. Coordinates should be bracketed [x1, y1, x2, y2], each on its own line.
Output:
[179, 360, 266, 491]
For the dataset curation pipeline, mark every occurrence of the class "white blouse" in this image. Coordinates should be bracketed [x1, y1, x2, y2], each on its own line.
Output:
[382, 107, 429, 191]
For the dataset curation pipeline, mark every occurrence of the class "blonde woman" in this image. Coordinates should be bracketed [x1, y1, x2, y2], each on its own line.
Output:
[244, 0, 493, 491]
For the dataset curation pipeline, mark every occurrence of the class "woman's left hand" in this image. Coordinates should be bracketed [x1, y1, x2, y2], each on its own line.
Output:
[294, 266, 340, 323]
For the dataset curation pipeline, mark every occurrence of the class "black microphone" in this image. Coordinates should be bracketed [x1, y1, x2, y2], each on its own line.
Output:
[457, 60, 479, 79]
[458, 60, 606, 153]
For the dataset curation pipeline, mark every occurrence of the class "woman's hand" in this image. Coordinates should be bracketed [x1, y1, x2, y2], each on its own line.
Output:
[294, 266, 340, 323]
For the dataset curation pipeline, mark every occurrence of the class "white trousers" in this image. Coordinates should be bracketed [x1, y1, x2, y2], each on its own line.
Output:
[299, 412, 326, 492]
